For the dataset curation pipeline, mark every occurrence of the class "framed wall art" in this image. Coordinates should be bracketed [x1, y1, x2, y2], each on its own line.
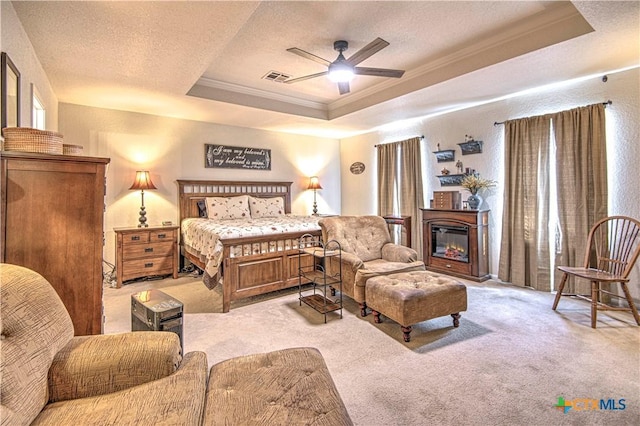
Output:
[205, 144, 271, 170]
[350, 161, 365, 174]
[1, 52, 21, 129]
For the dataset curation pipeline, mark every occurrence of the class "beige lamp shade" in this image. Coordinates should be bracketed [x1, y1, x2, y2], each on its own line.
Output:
[129, 170, 157, 191]
[307, 176, 322, 190]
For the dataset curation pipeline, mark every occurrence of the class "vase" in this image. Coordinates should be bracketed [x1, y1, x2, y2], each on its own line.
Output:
[467, 193, 482, 209]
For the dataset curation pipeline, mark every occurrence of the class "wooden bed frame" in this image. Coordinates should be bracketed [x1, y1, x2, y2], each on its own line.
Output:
[177, 180, 320, 312]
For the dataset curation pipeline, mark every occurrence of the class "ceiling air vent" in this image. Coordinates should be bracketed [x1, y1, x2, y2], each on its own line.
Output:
[262, 71, 291, 83]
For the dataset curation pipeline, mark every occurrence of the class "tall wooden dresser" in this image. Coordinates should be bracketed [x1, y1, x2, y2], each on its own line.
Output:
[1, 151, 110, 335]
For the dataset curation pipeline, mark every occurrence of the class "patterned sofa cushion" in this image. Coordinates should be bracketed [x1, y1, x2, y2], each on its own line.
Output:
[204, 348, 353, 425]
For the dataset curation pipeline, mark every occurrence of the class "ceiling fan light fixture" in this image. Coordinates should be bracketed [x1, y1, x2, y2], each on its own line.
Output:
[286, 38, 404, 94]
[328, 61, 354, 83]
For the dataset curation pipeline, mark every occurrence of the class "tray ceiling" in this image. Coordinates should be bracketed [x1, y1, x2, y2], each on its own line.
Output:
[10, 1, 640, 138]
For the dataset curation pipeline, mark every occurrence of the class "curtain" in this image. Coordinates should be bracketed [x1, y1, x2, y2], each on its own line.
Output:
[498, 116, 552, 290]
[398, 137, 425, 258]
[499, 103, 607, 292]
[377, 142, 398, 218]
[377, 137, 425, 258]
[553, 103, 608, 294]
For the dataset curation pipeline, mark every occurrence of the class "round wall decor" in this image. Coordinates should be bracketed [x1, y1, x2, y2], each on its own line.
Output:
[350, 162, 365, 175]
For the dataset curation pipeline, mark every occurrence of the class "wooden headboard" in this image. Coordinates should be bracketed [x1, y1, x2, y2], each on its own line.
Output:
[177, 180, 293, 223]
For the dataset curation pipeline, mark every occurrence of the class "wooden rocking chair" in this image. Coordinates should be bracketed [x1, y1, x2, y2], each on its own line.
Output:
[552, 216, 640, 328]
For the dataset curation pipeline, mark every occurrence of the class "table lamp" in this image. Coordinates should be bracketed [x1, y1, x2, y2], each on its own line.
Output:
[307, 176, 322, 215]
[129, 170, 157, 227]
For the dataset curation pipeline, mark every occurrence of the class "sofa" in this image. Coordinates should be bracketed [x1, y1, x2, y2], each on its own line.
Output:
[318, 215, 426, 315]
[0, 263, 352, 425]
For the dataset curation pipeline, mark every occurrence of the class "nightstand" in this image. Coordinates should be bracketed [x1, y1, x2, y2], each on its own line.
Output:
[115, 225, 179, 288]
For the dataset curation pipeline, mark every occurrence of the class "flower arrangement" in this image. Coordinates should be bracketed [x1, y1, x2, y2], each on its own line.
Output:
[460, 173, 497, 195]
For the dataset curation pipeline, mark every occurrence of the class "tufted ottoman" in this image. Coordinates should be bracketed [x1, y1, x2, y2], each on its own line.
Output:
[365, 270, 467, 342]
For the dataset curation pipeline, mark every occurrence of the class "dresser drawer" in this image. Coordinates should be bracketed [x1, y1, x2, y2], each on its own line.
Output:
[428, 256, 472, 275]
[122, 256, 175, 281]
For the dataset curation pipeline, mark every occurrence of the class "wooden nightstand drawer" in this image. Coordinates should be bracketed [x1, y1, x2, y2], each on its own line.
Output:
[122, 256, 175, 281]
[123, 241, 174, 259]
[123, 231, 150, 244]
[151, 229, 175, 242]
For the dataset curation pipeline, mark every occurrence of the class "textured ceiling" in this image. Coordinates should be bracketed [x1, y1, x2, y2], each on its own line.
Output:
[11, 1, 640, 138]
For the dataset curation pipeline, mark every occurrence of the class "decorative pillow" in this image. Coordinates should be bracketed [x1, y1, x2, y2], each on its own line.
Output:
[249, 196, 285, 218]
[196, 200, 207, 218]
[205, 195, 250, 220]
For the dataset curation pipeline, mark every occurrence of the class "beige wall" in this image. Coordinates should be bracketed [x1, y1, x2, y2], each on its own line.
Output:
[340, 67, 640, 298]
[5, 0, 639, 300]
[1, 1, 58, 130]
[59, 103, 341, 265]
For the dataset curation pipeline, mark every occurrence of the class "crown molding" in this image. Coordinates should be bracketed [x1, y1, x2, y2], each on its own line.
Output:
[195, 77, 328, 111]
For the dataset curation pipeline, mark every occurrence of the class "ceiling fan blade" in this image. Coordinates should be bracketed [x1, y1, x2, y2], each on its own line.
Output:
[286, 47, 331, 66]
[346, 37, 390, 66]
[354, 67, 405, 78]
[338, 81, 350, 95]
[284, 71, 328, 84]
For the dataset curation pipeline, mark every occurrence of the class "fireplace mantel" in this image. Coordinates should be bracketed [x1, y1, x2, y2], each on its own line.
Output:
[421, 208, 490, 282]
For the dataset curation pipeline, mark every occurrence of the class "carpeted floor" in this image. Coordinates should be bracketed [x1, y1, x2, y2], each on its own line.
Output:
[104, 274, 640, 425]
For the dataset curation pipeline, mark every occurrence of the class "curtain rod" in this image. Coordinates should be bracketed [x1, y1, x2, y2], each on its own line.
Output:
[493, 100, 612, 126]
[375, 135, 424, 148]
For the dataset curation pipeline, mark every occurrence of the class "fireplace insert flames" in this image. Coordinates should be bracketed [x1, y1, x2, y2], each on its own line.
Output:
[431, 224, 469, 262]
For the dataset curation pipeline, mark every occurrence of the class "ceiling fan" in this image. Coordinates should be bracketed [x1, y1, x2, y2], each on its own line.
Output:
[284, 37, 405, 95]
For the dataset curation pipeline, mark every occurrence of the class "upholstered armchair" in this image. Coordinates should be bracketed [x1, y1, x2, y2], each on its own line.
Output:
[318, 216, 425, 315]
[0, 263, 208, 425]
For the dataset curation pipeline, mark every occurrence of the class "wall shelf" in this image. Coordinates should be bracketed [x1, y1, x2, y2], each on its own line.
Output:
[433, 150, 455, 162]
[458, 140, 483, 155]
[437, 173, 466, 186]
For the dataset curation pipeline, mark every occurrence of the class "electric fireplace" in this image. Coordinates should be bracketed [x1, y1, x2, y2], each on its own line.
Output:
[421, 208, 490, 281]
[431, 225, 469, 262]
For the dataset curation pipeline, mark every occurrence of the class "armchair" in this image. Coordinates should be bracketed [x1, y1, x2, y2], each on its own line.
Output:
[0, 263, 208, 425]
[319, 216, 425, 315]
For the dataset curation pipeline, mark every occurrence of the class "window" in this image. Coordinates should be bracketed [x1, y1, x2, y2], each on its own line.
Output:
[31, 83, 45, 130]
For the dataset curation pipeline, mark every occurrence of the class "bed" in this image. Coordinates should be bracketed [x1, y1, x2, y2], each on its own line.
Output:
[177, 180, 321, 312]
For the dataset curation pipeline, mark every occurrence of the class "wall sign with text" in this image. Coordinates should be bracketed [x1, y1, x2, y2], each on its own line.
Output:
[205, 144, 271, 170]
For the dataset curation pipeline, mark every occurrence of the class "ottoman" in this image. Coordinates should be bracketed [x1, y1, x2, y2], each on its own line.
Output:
[365, 270, 467, 342]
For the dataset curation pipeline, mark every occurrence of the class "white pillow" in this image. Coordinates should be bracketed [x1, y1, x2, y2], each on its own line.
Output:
[205, 195, 250, 220]
[249, 196, 285, 218]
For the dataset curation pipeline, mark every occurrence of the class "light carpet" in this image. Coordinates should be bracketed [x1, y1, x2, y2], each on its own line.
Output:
[103, 274, 639, 425]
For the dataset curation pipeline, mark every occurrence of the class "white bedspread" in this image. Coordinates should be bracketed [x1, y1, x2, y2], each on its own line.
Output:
[181, 215, 321, 278]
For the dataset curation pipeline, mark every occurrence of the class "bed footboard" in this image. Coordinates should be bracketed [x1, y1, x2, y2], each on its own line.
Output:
[219, 232, 320, 312]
